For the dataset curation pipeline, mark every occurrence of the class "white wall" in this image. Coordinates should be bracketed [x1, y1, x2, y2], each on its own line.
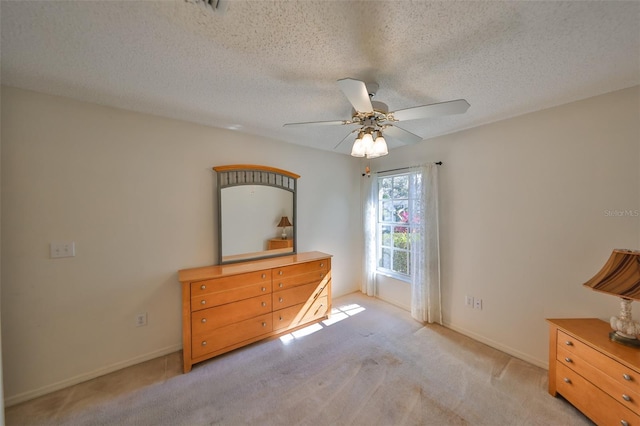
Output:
[0, 84, 5, 424]
[371, 86, 640, 367]
[0, 86, 362, 405]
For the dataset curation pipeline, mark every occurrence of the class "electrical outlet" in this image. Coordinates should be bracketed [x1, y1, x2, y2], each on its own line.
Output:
[474, 298, 483, 310]
[50, 241, 76, 258]
[136, 312, 148, 327]
[465, 295, 474, 307]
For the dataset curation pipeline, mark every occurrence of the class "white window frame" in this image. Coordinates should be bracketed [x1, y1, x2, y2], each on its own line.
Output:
[376, 171, 415, 283]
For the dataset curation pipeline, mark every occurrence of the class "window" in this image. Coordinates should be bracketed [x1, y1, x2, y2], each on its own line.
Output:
[377, 172, 420, 280]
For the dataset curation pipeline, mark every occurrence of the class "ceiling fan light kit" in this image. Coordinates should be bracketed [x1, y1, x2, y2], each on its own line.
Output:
[372, 131, 388, 157]
[350, 130, 389, 159]
[284, 78, 470, 158]
[350, 127, 387, 158]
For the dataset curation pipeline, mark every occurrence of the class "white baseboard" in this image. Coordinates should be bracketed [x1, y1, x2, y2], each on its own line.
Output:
[5, 344, 182, 407]
[376, 294, 411, 312]
[442, 321, 548, 370]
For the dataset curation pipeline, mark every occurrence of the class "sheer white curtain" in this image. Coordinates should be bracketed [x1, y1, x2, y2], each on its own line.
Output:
[362, 174, 377, 296]
[409, 164, 442, 324]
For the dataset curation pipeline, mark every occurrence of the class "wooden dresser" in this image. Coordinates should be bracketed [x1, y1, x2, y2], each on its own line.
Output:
[267, 238, 293, 250]
[178, 251, 332, 373]
[548, 318, 640, 425]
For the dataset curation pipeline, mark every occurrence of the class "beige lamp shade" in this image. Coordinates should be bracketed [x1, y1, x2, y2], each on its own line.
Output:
[277, 216, 292, 227]
[583, 249, 640, 300]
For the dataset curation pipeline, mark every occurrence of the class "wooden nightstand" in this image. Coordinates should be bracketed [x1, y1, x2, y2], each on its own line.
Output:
[268, 238, 293, 250]
[547, 318, 640, 425]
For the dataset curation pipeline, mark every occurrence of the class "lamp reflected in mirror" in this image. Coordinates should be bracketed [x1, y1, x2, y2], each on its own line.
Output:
[277, 216, 292, 239]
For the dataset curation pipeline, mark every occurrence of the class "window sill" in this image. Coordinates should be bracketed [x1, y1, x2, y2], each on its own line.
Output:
[375, 270, 410, 284]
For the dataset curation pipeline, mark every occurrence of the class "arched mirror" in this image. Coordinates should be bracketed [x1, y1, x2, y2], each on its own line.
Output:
[214, 165, 298, 264]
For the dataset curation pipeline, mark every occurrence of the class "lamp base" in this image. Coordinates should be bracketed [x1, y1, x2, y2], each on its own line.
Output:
[609, 331, 640, 348]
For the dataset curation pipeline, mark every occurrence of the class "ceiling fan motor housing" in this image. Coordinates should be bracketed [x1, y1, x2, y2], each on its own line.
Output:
[351, 100, 389, 127]
[365, 82, 379, 98]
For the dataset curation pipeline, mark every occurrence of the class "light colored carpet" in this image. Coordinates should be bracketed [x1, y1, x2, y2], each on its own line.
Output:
[12, 292, 592, 425]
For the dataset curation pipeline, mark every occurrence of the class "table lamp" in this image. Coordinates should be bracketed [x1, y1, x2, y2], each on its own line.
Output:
[277, 216, 292, 239]
[583, 249, 640, 347]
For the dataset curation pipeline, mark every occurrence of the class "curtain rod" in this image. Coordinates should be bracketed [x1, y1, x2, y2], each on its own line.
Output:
[375, 162, 442, 174]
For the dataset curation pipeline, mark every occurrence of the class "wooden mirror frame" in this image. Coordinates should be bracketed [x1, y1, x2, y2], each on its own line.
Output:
[214, 164, 299, 264]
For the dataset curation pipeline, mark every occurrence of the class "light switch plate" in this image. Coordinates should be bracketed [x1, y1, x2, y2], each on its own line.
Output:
[50, 241, 76, 258]
[465, 295, 474, 307]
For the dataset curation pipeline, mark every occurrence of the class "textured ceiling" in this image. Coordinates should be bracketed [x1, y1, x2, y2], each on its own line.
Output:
[1, 1, 639, 154]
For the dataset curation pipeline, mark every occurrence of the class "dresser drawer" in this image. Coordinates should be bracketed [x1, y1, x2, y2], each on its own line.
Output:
[302, 295, 328, 322]
[192, 294, 272, 336]
[556, 362, 640, 426]
[273, 280, 327, 310]
[273, 294, 329, 332]
[273, 303, 306, 331]
[559, 330, 640, 399]
[558, 344, 640, 414]
[191, 280, 272, 312]
[272, 260, 328, 289]
[192, 313, 273, 358]
[191, 270, 271, 298]
[273, 270, 328, 291]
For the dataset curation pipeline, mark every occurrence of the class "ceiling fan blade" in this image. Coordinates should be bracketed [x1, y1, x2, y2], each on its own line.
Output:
[383, 125, 423, 145]
[391, 99, 470, 122]
[283, 119, 351, 127]
[334, 128, 360, 150]
[337, 78, 374, 114]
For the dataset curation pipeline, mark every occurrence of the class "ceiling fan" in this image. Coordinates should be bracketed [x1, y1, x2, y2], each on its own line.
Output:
[283, 78, 470, 158]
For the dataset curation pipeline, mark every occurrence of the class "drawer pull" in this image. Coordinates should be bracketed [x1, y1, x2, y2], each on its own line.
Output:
[320, 263, 324, 267]
[564, 357, 572, 363]
[624, 373, 633, 381]
[200, 300, 206, 305]
[279, 297, 284, 302]
[279, 316, 283, 321]
[201, 318, 207, 323]
[279, 283, 283, 288]
[261, 273, 266, 279]
[200, 284, 206, 290]
[279, 271, 283, 276]
[261, 287, 266, 292]
[201, 341, 207, 346]
[623, 394, 632, 402]
[261, 302, 267, 307]
[262, 322, 267, 327]
[564, 341, 573, 346]
[563, 377, 571, 384]
[621, 420, 629, 426]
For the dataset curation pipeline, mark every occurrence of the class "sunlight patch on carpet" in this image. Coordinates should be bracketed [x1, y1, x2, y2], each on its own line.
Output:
[279, 323, 323, 344]
[279, 303, 366, 344]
